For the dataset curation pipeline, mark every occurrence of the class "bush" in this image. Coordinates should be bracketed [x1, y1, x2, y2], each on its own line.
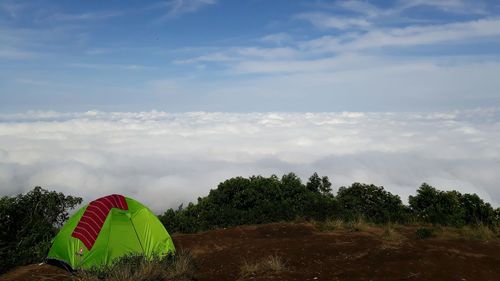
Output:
[0, 187, 82, 274]
[409, 183, 497, 227]
[159, 173, 338, 233]
[336, 183, 409, 223]
[415, 227, 434, 239]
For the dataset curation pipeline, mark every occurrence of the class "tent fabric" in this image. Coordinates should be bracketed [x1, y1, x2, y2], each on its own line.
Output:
[47, 195, 175, 270]
[72, 194, 128, 250]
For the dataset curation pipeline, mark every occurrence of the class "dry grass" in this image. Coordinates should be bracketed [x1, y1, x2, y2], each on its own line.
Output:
[72, 271, 100, 281]
[345, 218, 370, 232]
[423, 224, 499, 241]
[240, 255, 287, 278]
[314, 218, 499, 243]
[315, 217, 371, 233]
[315, 218, 344, 231]
[381, 224, 404, 242]
[459, 224, 497, 241]
[72, 250, 195, 281]
[167, 249, 195, 279]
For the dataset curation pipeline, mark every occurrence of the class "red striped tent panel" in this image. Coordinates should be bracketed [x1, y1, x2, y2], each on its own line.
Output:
[71, 194, 128, 250]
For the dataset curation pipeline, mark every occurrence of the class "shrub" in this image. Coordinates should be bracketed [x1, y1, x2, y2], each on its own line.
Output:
[415, 227, 434, 239]
[336, 183, 409, 223]
[409, 183, 497, 227]
[159, 173, 338, 233]
[0, 187, 82, 274]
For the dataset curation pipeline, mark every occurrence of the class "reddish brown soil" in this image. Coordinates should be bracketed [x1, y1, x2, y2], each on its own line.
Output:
[175, 223, 500, 281]
[0, 264, 71, 281]
[2, 223, 500, 281]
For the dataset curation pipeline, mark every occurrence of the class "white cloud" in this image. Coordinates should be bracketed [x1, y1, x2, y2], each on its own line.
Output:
[0, 110, 499, 212]
[331, 0, 487, 19]
[334, 0, 383, 18]
[260, 33, 292, 44]
[49, 11, 122, 21]
[0, 47, 37, 59]
[297, 17, 500, 54]
[84, 48, 112, 55]
[295, 12, 372, 30]
[398, 0, 487, 15]
[174, 46, 299, 64]
[67, 63, 156, 71]
[162, 0, 217, 19]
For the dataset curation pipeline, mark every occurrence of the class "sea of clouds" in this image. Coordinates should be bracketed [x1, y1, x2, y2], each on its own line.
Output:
[0, 109, 499, 211]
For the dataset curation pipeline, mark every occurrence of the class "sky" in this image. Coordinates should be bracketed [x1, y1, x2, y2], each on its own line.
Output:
[1, 0, 500, 112]
[1, 1, 500, 210]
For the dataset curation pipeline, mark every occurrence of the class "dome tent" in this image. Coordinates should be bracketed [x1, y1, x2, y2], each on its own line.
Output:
[47, 194, 175, 270]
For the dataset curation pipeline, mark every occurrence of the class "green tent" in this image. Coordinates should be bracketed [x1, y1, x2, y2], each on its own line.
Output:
[47, 194, 175, 270]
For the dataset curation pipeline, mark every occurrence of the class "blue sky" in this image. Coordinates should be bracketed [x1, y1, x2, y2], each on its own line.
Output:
[1, 0, 500, 112]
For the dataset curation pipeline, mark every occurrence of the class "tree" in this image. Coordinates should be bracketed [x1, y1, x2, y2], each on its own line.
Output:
[306, 172, 332, 195]
[409, 183, 497, 226]
[0, 187, 82, 273]
[460, 193, 496, 226]
[306, 172, 322, 193]
[336, 182, 408, 223]
[159, 173, 338, 233]
[320, 175, 333, 195]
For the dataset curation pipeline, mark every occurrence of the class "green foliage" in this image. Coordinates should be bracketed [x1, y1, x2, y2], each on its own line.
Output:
[306, 172, 332, 195]
[160, 176, 500, 234]
[415, 227, 434, 239]
[460, 193, 496, 225]
[159, 173, 338, 233]
[409, 183, 497, 227]
[336, 183, 409, 223]
[0, 187, 82, 273]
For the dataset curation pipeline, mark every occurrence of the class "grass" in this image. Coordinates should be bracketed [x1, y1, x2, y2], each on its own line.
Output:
[344, 218, 370, 232]
[315, 218, 344, 231]
[381, 224, 403, 241]
[314, 217, 500, 243]
[240, 255, 287, 278]
[459, 224, 497, 241]
[412, 224, 500, 241]
[72, 250, 195, 281]
[314, 217, 371, 232]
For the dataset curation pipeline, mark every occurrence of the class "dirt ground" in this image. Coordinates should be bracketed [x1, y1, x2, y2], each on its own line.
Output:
[2, 223, 500, 281]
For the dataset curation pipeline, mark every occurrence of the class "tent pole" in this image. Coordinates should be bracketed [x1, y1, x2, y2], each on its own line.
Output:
[130, 217, 146, 255]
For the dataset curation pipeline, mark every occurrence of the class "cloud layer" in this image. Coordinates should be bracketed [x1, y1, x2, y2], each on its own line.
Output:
[1, 110, 499, 211]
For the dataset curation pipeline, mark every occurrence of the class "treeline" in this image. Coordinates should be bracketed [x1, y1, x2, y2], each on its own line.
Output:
[1, 174, 500, 273]
[159, 173, 500, 233]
